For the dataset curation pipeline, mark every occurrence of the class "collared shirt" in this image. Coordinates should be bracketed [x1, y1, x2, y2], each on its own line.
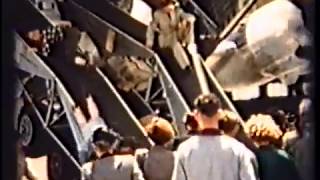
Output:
[172, 134, 258, 180]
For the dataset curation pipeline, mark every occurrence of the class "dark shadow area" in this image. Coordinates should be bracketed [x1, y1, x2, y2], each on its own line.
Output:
[2, 0, 17, 179]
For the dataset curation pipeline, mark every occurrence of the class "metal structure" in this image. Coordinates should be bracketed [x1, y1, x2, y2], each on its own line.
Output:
[59, 0, 190, 134]
[13, 0, 191, 178]
[74, 0, 243, 116]
[15, 32, 84, 174]
[12, 0, 311, 179]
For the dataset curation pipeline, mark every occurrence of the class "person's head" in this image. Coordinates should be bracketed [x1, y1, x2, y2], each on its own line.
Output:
[193, 93, 222, 130]
[117, 137, 137, 154]
[244, 114, 283, 148]
[92, 128, 121, 158]
[268, 109, 288, 132]
[183, 113, 199, 134]
[140, 115, 175, 146]
[219, 110, 241, 137]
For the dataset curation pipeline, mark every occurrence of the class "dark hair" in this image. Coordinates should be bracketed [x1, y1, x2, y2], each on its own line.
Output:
[268, 109, 287, 132]
[268, 109, 298, 133]
[92, 128, 120, 152]
[94, 140, 111, 153]
[183, 113, 198, 133]
[193, 94, 221, 117]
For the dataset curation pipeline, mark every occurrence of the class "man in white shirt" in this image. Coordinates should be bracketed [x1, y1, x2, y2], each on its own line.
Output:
[172, 93, 258, 180]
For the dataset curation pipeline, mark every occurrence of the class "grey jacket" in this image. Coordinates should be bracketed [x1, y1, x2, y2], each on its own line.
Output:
[142, 146, 175, 180]
[84, 154, 145, 180]
[172, 135, 259, 180]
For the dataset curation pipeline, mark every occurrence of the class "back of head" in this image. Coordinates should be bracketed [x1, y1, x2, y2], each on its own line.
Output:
[193, 93, 221, 117]
[92, 128, 121, 155]
[140, 115, 175, 146]
[268, 109, 288, 132]
[245, 114, 283, 147]
[219, 110, 241, 136]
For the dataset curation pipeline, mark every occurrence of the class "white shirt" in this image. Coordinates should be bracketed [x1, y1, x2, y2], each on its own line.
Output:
[172, 135, 258, 180]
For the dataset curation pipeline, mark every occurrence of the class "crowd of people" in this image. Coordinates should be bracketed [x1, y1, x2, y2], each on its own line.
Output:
[17, 0, 313, 179]
[17, 92, 313, 180]
[78, 93, 313, 180]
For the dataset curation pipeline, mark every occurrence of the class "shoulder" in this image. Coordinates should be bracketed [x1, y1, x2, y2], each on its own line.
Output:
[175, 136, 198, 156]
[108, 155, 139, 169]
[177, 136, 198, 149]
[220, 136, 255, 157]
[220, 135, 244, 146]
[113, 154, 136, 161]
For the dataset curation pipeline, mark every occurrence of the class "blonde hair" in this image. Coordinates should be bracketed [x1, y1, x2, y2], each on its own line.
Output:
[245, 114, 283, 146]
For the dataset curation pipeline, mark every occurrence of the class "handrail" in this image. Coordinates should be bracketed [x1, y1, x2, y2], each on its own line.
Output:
[96, 68, 155, 146]
[69, 0, 191, 133]
[18, 79, 83, 172]
[14, 32, 88, 154]
[184, 0, 219, 37]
